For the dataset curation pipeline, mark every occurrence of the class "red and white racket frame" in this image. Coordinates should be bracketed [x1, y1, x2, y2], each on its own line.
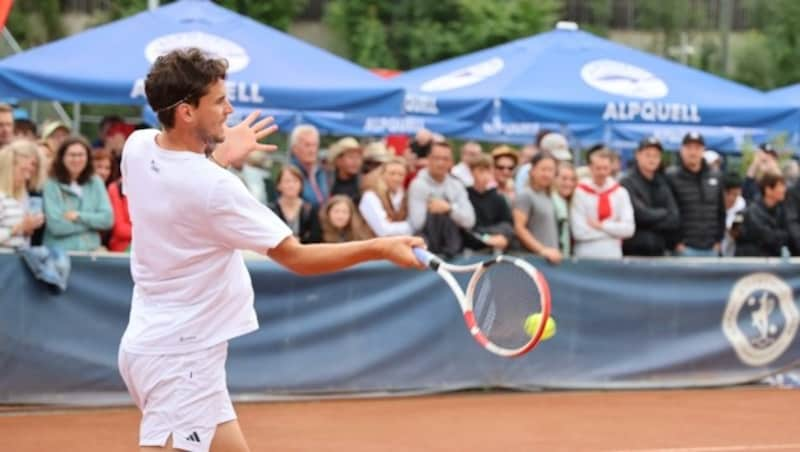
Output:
[413, 248, 552, 358]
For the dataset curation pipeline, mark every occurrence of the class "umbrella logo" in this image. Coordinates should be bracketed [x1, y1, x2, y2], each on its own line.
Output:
[581, 59, 668, 99]
[145, 32, 250, 74]
[722, 272, 799, 367]
[420, 57, 504, 93]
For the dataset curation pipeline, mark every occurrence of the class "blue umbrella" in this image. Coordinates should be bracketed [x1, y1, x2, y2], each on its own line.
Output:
[0, 0, 402, 118]
[394, 24, 800, 150]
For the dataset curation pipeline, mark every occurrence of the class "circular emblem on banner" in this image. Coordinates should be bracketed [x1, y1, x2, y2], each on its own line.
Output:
[145, 32, 250, 73]
[420, 57, 504, 93]
[580, 59, 668, 99]
[722, 273, 799, 367]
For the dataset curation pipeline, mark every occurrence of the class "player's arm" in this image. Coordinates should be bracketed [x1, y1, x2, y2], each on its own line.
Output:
[267, 235, 426, 276]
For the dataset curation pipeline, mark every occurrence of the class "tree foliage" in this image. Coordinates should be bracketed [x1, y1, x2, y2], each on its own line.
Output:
[325, 0, 560, 69]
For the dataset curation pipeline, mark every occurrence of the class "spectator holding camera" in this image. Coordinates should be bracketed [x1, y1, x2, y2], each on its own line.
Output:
[743, 143, 780, 203]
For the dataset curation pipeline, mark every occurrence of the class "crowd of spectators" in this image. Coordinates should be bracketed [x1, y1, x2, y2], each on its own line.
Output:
[1, 101, 797, 261]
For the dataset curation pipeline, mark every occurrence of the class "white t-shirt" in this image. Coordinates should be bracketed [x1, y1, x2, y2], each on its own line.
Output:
[119, 130, 292, 355]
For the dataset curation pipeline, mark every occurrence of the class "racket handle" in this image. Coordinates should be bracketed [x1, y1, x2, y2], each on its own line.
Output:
[413, 247, 435, 267]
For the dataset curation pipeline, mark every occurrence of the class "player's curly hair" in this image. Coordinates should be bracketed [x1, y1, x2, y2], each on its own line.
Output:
[145, 48, 228, 129]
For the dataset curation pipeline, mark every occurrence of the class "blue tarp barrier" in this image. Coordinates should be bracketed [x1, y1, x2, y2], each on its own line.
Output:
[1, 252, 799, 405]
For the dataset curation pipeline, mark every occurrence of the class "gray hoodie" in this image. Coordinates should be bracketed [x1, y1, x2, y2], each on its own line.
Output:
[407, 168, 476, 233]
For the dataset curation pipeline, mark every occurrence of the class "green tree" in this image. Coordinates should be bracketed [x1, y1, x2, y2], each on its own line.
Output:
[762, 0, 800, 89]
[217, 0, 308, 31]
[108, 0, 305, 31]
[326, 0, 561, 70]
[6, 0, 65, 48]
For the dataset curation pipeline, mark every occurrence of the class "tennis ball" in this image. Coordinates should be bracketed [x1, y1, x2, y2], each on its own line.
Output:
[524, 313, 556, 340]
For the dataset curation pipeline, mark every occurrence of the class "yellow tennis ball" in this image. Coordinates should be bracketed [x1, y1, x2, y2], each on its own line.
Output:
[524, 313, 556, 340]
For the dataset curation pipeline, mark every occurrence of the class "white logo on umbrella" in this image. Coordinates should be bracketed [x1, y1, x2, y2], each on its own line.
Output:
[421, 57, 504, 93]
[145, 32, 250, 73]
[581, 59, 668, 99]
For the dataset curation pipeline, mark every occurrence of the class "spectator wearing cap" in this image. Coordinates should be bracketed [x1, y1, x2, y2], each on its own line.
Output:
[513, 152, 562, 264]
[666, 132, 725, 257]
[328, 137, 364, 204]
[721, 172, 746, 257]
[551, 161, 577, 257]
[92, 115, 123, 149]
[42, 137, 113, 252]
[571, 148, 634, 258]
[515, 132, 572, 193]
[743, 143, 780, 203]
[464, 154, 513, 253]
[289, 124, 328, 208]
[41, 121, 71, 160]
[408, 140, 475, 257]
[0, 104, 15, 148]
[735, 171, 789, 257]
[359, 157, 413, 237]
[451, 141, 482, 187]
[490, 145, 519, 206]
[620, 137, 680, 256]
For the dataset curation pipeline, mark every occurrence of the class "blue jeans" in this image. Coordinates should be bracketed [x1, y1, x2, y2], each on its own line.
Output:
[676, 246, 718, 257]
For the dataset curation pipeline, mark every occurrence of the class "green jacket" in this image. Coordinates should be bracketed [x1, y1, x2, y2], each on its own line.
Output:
[43, 176, 114, 252]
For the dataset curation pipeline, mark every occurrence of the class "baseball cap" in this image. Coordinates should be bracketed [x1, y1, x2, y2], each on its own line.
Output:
[682, 131, 704, 146]
[638, 136, 663, 152]
[539, 132, 572, 161]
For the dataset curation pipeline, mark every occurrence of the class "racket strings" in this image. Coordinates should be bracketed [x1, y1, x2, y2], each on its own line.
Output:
[472, 262, 541, 350]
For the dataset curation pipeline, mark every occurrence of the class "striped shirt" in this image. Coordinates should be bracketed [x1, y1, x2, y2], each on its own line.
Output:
[0, 192, 29, 249]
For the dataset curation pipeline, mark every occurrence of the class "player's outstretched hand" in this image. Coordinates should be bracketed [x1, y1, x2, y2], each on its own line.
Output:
[214, 111, 278, 166]
[375, 236, 427, 270]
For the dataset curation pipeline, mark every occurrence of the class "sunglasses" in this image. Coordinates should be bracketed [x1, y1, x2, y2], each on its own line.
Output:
[495, 165, 514, 171]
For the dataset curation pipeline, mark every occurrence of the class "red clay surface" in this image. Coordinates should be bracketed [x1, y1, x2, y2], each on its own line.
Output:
[1, 388, 799, 452]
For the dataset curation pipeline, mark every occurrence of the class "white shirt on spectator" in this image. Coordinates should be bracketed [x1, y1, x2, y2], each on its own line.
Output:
[359, 190, 413, 237]
[0, 192, 28, 249]
[451, 162, 474, 187]
[570, 177, 635, 258]
[120, 129, 292, 355]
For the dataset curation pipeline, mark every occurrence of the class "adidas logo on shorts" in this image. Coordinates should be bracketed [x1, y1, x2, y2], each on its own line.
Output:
[186, 431, 201, 443]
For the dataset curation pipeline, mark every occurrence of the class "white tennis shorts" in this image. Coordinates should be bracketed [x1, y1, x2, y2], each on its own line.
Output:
[118, 342, 236, 452]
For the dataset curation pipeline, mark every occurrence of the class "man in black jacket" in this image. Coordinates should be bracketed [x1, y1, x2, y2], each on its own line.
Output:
[621, 137, 680, 256]
[736, 171, 789, 257]
[665, 132, 726, 256]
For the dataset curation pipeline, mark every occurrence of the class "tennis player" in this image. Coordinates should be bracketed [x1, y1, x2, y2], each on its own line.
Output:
[118, 48, 424, 452]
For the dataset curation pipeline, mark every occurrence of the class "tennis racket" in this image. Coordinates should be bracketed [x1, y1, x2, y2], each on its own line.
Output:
[413, 248, 552, 358]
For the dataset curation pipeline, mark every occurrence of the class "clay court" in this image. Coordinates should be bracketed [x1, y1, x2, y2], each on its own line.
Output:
[1, 387, 798, 451]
